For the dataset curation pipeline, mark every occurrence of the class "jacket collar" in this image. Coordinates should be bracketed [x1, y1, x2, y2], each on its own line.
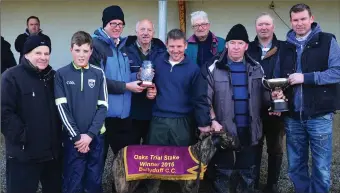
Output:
[25, 28, 43, 36]
[187, 31, 219, 43]
[125, 35, 166, 50]
[162, 52, 191, 66]
[21, 58, 54, 80]
[216, 50, 260, 70]
[253, 33, 279, 48]
[286, 22, 321, 46]
[93, 28, 126, 49]
[72, 62, 89, 70]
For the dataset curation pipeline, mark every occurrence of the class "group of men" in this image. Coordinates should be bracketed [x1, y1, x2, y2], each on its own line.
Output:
[1, 2, 340, 193]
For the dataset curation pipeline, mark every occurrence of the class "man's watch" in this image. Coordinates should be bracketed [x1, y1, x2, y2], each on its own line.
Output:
[211, 117, 216, 121]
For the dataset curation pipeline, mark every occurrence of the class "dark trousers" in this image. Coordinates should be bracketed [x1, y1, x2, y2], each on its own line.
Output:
[62, 133, 105, 193]
[104, 117, 139, 156]
[146, 116, 196, 146]
[211, 145, 260, 193]
[254, 118, 285, 188]
[132, 119, 150, 144]
[6, 157, 62, 193]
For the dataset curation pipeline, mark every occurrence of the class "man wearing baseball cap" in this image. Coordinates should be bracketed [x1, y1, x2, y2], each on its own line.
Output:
[1, 35, 62, 193]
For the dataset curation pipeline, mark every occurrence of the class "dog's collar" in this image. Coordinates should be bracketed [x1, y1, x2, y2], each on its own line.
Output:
[211, 135, 220, 147]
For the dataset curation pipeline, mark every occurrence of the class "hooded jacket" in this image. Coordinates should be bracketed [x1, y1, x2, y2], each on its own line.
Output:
[90, 28, 131, 118]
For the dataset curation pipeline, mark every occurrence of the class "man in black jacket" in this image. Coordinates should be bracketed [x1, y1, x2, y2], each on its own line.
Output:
[1, 36, 17, 73]
[248, 13, 284, 193]
[125, 19, 167, 144]
[14, 16, 51, 62]
[1, 35, 62, 193]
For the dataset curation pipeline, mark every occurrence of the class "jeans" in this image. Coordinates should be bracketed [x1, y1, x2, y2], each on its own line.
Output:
[285, 113, 333, 193]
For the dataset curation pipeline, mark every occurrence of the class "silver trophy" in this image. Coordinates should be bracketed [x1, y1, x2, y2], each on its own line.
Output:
[140, 60, 154, 87]
[262, 78, 289, 112]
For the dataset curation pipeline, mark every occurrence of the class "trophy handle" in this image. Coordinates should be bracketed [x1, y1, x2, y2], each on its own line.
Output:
[262, 77, 272, 91]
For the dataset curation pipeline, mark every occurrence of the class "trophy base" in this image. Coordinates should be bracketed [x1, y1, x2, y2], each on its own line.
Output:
[140, 81, 153, 87]
[270, 100, 289, 112]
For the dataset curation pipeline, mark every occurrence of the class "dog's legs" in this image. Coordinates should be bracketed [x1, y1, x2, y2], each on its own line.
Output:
[112, 151, 140, 193]
[180, 180, 196, 193]
[146, 180, 161, 193]
[113, 175, 140, 193]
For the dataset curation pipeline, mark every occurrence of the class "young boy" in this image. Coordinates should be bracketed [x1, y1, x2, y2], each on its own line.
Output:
[54, 31, 108, 193]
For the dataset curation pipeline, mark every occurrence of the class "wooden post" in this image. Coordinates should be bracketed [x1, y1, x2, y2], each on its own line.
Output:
[178, 0, 186, 33]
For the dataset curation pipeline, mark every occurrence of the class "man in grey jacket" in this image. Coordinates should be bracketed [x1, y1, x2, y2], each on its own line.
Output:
[206, 24, 281, 193]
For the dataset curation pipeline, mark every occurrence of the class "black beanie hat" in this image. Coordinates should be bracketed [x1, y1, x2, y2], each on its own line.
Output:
[102, 5, 125, 28]
[23, 35, 51, 55]
[225, 24, 249, 43]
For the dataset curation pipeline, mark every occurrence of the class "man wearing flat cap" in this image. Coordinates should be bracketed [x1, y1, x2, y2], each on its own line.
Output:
[1, 35, 62, 193]
[205, 24, 282, 193]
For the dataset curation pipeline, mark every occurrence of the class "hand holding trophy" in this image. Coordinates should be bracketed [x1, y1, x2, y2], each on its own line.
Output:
[262, 77, 289, 112]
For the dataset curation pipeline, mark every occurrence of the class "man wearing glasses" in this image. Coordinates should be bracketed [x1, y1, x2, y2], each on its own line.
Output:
[185, 11, 225, 69]
[89, 5, 145, 175]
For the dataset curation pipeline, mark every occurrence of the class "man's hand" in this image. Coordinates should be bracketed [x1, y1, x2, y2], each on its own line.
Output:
[74, 134, 93, 153]
[269, 111, 281, 116]
[211, 120, 223, 132]
[198, 126, 212, 133]
[126, 81, 146, 93]
[288, 73, 304, 85]
[78, 145, 90, 154]
[271, 89, 285, 100]
[146, 84, 157, 99]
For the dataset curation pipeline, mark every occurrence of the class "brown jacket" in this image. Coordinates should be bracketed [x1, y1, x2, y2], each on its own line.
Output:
[206, 53, 270, 146]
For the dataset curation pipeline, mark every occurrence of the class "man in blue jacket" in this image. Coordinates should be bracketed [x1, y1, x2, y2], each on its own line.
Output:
[89, 5, 146, 161]
[279, 4, 340, 193]
[55, 31, 108, 193]
[146, 29, 211, 146]
[125, 19, 167, 144]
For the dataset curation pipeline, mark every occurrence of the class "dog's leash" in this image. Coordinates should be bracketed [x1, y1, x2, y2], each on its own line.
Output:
[195, 137, 203, 193]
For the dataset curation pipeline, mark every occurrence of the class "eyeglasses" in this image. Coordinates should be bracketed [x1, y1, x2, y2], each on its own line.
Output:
[192, 23, 209, 30]
[109, 22, 125, 28]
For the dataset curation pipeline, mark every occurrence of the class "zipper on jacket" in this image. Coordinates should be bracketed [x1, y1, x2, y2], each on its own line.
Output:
[81, 68, 84, 91]
[115, 47, 125, 116]
[170, 65, 174, 72]
[299, 44, 306, 120]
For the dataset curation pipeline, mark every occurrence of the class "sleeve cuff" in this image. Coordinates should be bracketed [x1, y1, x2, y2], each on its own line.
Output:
[87, 132, 95, 139]
[304, 72, 315, 84]
[72, 134, 81, 143]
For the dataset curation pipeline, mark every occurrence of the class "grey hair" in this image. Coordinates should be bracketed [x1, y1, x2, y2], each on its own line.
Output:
[190, 11, 209, 25]
[135, 20, 155, 31]
[255, 12, 274, 24]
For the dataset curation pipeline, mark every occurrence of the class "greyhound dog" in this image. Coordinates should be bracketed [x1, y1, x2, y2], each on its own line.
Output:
[112, 131, 240, 193]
